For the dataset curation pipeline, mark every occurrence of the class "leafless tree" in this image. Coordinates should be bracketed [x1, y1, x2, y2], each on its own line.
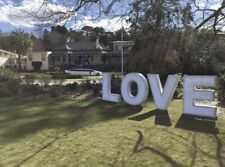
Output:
[193, 0, 225, 33]
[21, 0, 225, 33]
[22, 0, 131, 29]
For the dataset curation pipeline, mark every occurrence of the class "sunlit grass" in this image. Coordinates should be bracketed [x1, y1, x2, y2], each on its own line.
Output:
[0, 97, 224, 166]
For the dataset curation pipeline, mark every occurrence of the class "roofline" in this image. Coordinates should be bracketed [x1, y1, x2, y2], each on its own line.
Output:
[111, 41, 134, 43]
[0, 49, 18, 55]
[52, 49, 110, 52]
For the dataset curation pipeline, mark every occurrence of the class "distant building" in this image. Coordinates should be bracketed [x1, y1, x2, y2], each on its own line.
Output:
[50, 39, 134, 70]
[0, 40, 134, 72]
[50, 39, 109, 70]
[26, 51, 52, 71]
[0, 49, 52, 71]
[106, 41, 134, 65]
[0, 49, 18, 69]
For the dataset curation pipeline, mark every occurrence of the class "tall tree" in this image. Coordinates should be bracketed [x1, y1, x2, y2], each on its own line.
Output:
[43, 25, 69, 50]
[69, 29, 85, 42]
[10, 30, 32, 71]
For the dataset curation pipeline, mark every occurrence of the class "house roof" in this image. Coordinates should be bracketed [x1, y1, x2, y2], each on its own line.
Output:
[52, 41, 108, 52]
[111, 41, 134, 44]
[57, 44, 72, 51]
[0, 57, 8, 66]
[0, 49, 18, 56]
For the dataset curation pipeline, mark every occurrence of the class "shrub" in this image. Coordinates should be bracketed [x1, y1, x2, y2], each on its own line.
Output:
[23, 74, 35, 85]
[217, 73, 225, 105]
[0, 68, 22, 97]
[173, 73, 183, 99]
[35, 74, 52, 86]
[65, 82, 79, 91]
[0, 68, 21, 81]
[111, 75, 122, 94]
[21, 84, 44, 96]
[79, 80, 93, 93]
[48, 86, 64, 97]
[93, 83, 102, 96]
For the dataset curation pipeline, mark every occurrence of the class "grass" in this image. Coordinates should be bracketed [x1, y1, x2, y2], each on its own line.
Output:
[0, 97, 225, 167]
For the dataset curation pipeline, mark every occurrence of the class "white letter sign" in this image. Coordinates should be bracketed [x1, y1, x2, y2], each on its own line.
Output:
[102, 73, 121, 103]
[102, 73, 218, 119]
[183, 75, 217, 118]
[147, 74, 179, 110]
[121, 73, 149, 106]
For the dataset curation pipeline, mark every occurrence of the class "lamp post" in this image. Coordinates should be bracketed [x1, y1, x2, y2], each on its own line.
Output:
[121, 17, 124, 77]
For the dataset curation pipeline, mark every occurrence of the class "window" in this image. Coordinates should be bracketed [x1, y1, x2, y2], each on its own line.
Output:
[90, 55, 94, 62]
[42, 54, 46, 61]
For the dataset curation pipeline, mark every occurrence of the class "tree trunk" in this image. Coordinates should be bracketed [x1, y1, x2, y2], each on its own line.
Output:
[18, 54, 21, 71]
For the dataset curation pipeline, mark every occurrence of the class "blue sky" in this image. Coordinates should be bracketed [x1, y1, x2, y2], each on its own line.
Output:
[0, 0, 223, 34]
[0, 0, 132, 34]
[0, 22, 15, 32]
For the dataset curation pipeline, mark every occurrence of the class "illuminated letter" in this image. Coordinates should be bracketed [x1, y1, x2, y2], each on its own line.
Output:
[147, 74, 179, 110]
[102, 73, 121, 102]
[183, 75, 217, 118]
[121, 73, 149, 105]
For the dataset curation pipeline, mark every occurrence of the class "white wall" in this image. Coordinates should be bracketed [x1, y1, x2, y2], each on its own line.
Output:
[112, 41, 134, 51]
[26, 52, 51, 71]
[0, 49, 18, 68]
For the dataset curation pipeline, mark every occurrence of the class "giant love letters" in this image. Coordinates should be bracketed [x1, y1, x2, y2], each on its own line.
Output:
[102, 73, 217, 119]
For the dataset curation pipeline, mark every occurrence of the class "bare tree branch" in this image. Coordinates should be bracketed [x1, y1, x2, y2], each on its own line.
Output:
[194, 0, 225, 32]
[17, 0, 225, 33]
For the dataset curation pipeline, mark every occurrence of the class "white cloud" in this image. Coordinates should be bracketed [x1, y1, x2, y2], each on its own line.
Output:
[210, 3, 221, 10]
[74, 16, 130, 32]
[0, 0, 130, 32]
[195, 0, 208, 8]
[194, 0, 222, 9]
[0, 0, 70, 28]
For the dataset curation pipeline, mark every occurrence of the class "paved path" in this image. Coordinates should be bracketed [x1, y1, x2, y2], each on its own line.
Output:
[32, 77, 102, 86]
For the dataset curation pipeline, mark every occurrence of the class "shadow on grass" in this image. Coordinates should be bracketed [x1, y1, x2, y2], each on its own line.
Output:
[175, 114, 219, 134]
[133, 130, 180, 167]
[0, 98, 142, 144]
[128, 109, 171, 126]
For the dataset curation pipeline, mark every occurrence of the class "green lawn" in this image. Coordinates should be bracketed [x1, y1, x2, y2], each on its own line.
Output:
[0, 97, 225, 167]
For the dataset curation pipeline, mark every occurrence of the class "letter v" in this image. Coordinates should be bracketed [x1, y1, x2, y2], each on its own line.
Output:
[147, 74, 179, 110]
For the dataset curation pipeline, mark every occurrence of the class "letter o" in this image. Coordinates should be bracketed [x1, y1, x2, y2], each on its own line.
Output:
[121, 73, 149, 105]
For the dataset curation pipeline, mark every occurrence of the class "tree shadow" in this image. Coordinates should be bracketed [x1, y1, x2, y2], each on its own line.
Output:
[161, 128, 225, 167]
[175, 114, 219, 134]
[128, 109, 171, 126]
[214, 135, 225, 167]
[0, 99, 142, 144]
[190, 133, 225, 167]
[133, 130, 180, 167]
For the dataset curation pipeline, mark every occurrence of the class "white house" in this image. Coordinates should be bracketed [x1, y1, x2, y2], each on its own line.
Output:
[50, 39, 109, 70]
[0, 49, 18, 68]
[112, 41, 134, 51]
[0, 49, 52, 71]
[106, 41, 134, 65]
[26, 51, 52, 71]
